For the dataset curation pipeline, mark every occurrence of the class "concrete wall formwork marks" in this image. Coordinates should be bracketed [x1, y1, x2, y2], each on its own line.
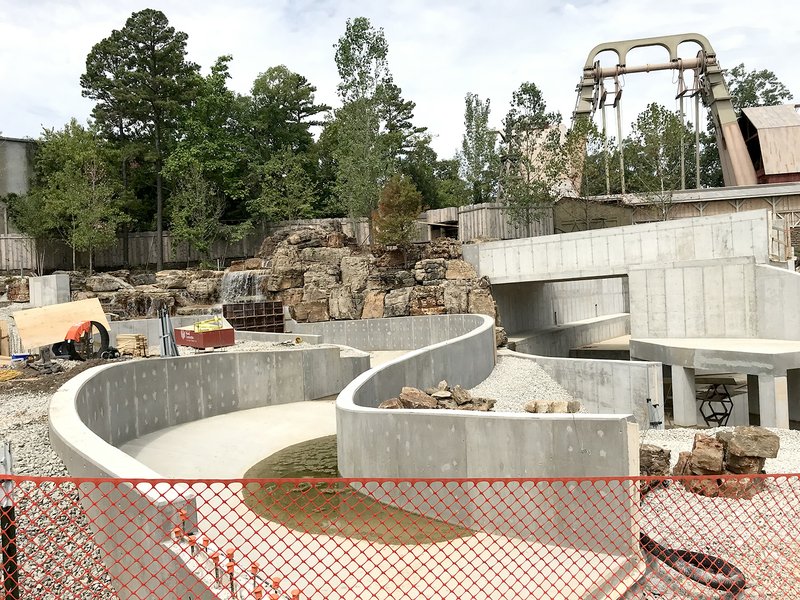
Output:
[462, 209, 774, 284]
[336, 315, 640, 563]
[48, 347, 369, 599]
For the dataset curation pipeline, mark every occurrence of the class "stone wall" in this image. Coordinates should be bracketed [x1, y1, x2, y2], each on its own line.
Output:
[254, 224, 498, 325]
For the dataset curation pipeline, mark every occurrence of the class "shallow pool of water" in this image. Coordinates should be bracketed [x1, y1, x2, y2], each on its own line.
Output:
[242, 435, 473, 545]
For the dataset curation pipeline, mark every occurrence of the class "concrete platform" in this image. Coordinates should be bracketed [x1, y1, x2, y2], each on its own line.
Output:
[631, 337, 800, 376]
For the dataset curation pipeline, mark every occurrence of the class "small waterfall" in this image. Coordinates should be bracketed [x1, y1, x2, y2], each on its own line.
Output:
[220, 270, 272, 304]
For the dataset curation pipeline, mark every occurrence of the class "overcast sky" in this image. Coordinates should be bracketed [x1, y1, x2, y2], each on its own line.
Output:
[1, 0, 799, 157]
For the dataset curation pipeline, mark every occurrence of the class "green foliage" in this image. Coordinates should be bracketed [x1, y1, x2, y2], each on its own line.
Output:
[459, 93, 499, 204]
[248, 151, 317, 222]
[81, 8, 201, 268]
[334, 17, 390, 103]
[168, 164, 251, 259]
[433, 159, 471, 208]
[498, 82, 566, 225]
[374, 174, 422, 248]
[16, 120, 127, 270]
[250, 65, 330, 155]
[624, 102, 696, 195]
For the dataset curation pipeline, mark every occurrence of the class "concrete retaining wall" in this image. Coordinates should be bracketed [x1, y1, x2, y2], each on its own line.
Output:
[290, 314, 486, 351]
[501, 350, 663, 430]
[493, 277, 629, 335]
[462, 209, 774, 284]
[510, 313, 630, 358]
[48, 346, 369, 599]
[630, 259, 800, 340]
[336, 314, 640, 560]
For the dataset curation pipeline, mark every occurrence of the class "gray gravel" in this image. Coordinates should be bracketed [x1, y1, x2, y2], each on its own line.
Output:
[0, 387, 116, 598]
[469, 355, 574, 412]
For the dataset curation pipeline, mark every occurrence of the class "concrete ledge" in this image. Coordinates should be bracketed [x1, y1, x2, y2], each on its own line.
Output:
[500, 349, 663, 430]
[509, 313, 630, 357]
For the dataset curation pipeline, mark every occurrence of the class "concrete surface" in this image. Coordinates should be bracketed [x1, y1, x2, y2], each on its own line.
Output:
[28, 273, 70, 306]
[121, 400, 337, 479]
[499, 349, 663, 430]
[509, 313, 630, 358]
[462, 210, 774, 284]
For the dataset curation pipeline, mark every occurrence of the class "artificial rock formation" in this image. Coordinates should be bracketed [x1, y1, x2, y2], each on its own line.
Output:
[248, 223, 500, 329]
[673, 427, 779, 498]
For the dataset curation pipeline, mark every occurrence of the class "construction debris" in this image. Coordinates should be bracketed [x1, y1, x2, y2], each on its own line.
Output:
[115, 334, 149, 358]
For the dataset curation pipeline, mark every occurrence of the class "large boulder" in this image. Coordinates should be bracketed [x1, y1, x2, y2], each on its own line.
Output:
[468, 286, 496, 320]
[7, 277, 29, 302]
[720, 426, 780, 459]
[384, 287, 412, 318]
[130, 272, 157, 286]
[422, 238, 461, 260]
[329, 288, 360, 320]
[85, 273, 132, 292]
[640, 444, 671, 477]
[443, 281, 468, 313]
[361, 290, 385, 319]
[410, 285, 445, 316]
[302, 267, 340, 302]
[341, 256, 371, 292]
[445, 259, 477, 280]
[186, 277, 219, 303]
[299, 247, 349, 267]
[293, 300, 329, 322]
[688, 434, 725, 474]
[414, 258, 446, 284]
[155, 270, 190, 290]
[399, 387, 438, 409]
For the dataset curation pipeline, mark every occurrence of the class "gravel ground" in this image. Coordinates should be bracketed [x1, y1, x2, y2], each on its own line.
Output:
[148, 338, 310, 356]
[469, 355, 574, 412]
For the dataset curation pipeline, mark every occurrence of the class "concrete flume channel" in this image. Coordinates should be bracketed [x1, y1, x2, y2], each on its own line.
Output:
[49, 314, 651, 598]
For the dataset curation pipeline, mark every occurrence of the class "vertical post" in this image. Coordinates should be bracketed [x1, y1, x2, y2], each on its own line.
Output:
[601, 103, 610, 195]
[679, 95, 686, 190]
[695, 92, 701, 189]
[1, 442, 18, 600]
[615, 89, 626, 195]
[671, 365, 697, 427]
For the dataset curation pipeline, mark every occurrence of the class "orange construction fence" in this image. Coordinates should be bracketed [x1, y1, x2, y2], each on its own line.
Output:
[1, 473, 799, 598]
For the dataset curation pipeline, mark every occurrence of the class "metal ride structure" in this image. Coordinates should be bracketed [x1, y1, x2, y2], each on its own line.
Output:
[573, 33, 758, 193]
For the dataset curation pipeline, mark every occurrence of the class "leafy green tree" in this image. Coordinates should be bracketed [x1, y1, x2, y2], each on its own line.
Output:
[81, 8, 200, 269]
[18, 120, 127, 271]
[168, 164, 252, 265]
[701, 63, 794, 187]
[165, 56, 252, 218]
[459, 93, 499, 205]
[624, 103, 696, 193]
[331, 17, 392, 220]
[374, 174, 422, 249]
[247, 151, 317, 222]
[433, 158, 471, 207]
[249, 65, 330, 156]
[498, 82, 565, 225]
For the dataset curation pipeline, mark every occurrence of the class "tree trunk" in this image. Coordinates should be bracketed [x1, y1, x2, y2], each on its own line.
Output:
[155, 121, 164, 271]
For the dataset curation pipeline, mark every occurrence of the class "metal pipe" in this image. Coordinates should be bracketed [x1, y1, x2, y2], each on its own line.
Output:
[601, 104, 610, 195]
[595, 57, 706, 79]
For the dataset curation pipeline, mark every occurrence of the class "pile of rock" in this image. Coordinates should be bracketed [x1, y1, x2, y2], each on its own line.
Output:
[523, 399, 582, 414]
[2, 276, 30, 302]
[378, 381, 496, 411]
[249, 224, 499, 326]
[65, 269, 224, 319]
[673, 426, 779, 498]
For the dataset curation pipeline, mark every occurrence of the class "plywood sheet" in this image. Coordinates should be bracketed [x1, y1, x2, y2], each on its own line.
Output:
[0, 320, 9, 356]
[12, 298, 110, 350]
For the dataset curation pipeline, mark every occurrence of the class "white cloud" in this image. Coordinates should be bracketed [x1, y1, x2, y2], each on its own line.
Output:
[1, 0, 799, 156]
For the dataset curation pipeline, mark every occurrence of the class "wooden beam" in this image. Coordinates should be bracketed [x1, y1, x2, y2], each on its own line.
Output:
[11, 298, 110, 350]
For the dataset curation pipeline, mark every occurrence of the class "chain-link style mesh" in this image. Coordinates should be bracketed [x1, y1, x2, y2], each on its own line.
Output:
[2, 474, 799, 598]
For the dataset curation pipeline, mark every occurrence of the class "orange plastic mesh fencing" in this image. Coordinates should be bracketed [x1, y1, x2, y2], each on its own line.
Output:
[1, 473, 799, 599]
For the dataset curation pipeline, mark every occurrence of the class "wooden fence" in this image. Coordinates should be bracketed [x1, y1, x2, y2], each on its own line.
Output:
[0, 218, 371, 273]
[457, 203, 554, 241]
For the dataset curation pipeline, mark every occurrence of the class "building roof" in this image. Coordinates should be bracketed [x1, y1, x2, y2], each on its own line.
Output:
[741, 105, 800, 176]
[742, 105, 800, 130]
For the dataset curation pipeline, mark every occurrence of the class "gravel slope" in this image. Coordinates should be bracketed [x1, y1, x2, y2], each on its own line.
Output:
[469, 356, 574, 412]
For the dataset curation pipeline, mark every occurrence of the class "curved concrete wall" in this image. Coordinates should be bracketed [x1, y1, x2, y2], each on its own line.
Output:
[48, 346, 369, 599]
[335, 315, 639, 560]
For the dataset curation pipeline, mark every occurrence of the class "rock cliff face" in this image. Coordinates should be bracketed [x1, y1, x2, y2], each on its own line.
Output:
[251, 223, 498, 324]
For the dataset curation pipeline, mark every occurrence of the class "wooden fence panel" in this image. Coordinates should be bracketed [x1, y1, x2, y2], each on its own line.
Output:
[457, 203, 553, 242]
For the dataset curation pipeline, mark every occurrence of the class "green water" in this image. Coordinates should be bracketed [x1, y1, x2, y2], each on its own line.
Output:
[242, 435, 473, 545]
